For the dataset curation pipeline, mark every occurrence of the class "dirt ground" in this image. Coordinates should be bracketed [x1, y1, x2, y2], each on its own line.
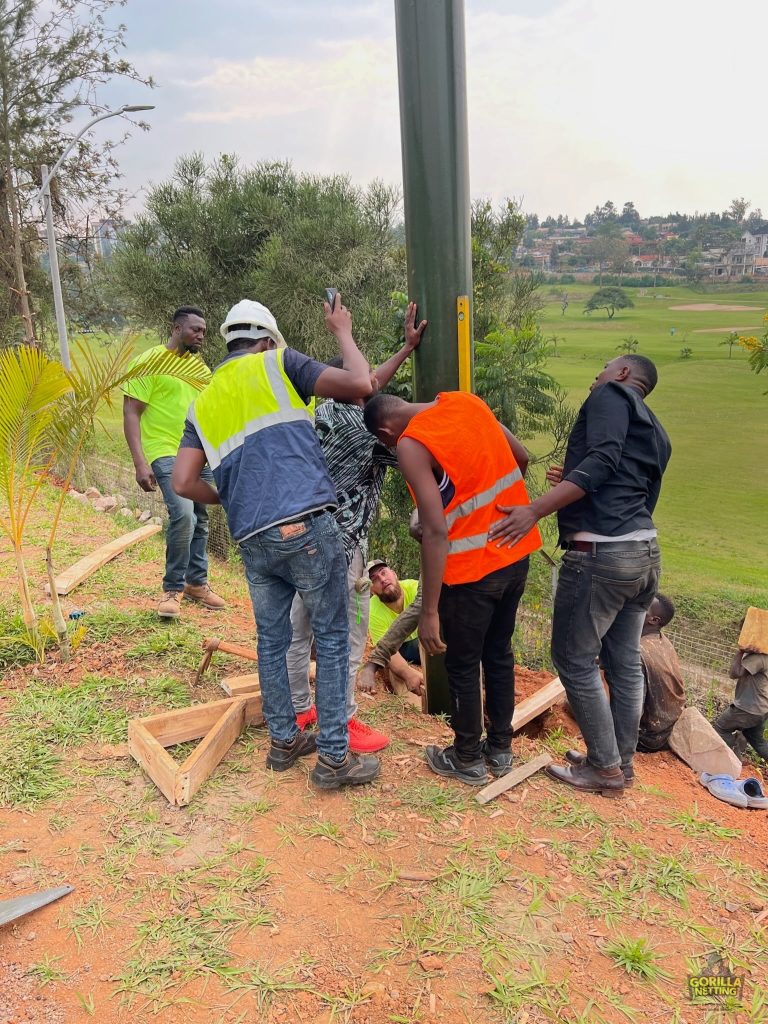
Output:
[669, 304, 762, 312]
[2, 490, 768, 1024]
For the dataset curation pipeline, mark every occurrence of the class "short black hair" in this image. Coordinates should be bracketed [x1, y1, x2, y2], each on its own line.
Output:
[227, 337, 260, 353]
[363, 392, 404, 434]
[172, 305, 204, 326]
[625, 354, 658, 395]
[654, 592, 675, 627]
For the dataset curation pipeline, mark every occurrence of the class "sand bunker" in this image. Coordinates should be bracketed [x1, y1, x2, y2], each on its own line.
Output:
[691, 326, 753, 334]
[670, 303, 762, 311]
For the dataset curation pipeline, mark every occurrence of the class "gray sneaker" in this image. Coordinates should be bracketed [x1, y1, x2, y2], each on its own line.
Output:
[266, 731, 317, 772]
[424, 745, 489, 786]
[481, 740, 513, 778]
[310, 752, 380, 790]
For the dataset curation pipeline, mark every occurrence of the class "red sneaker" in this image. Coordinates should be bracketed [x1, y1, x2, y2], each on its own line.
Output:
[296, 705, 317, 731]
[348, 717, 389, 753]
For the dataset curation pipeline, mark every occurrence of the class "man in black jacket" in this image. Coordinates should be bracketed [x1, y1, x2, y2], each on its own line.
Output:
[489, 354, 671, 797]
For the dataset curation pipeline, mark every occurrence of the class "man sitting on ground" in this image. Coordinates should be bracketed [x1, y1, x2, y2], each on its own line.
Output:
[366, 559, 423, 694]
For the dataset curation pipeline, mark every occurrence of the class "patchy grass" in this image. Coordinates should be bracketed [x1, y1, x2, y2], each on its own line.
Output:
[603, 936, 671, 981]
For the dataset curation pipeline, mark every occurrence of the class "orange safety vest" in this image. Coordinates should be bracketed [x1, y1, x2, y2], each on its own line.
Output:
[401, 392, 542, 585]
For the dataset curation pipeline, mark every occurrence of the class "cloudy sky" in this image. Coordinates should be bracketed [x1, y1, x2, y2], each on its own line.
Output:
[101, 0, 767, 220]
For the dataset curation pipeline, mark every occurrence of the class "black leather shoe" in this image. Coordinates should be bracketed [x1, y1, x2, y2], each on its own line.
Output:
[565, 749, 634, 785]
[266, 731, 317, 771]
[546, 761, 625, 798]
[424, 745, 489, 786]
[310, 752, 380, 789]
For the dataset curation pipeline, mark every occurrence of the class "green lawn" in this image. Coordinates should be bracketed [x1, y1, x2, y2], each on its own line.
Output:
[536, 283, 768, 628]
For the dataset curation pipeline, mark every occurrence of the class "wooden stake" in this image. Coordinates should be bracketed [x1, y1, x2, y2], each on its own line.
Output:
[512, 677, 566, 732]
[475, 752, 553, 805]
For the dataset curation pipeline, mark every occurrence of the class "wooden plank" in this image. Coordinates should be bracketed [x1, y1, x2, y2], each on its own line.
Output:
[512, 678, 565, 732]
[140, 695, 263, 746]
[175, 699, 246, 806]
[220, 674, 260, 697]
[128, 721, 179, 804]
[739, 606, 768, 655]
[46, 524, 162, 596]
[475, 752, 553, 805]
[204, 638, 258, 662]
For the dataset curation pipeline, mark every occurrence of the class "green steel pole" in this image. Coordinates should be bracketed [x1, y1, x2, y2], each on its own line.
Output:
[394, 0, 473, 400]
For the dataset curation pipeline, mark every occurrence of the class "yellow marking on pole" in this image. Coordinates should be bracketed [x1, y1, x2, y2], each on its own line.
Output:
[457, 294, 471, 392]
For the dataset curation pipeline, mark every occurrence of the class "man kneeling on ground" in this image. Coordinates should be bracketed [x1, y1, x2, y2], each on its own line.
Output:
[366, 559, 423, 694]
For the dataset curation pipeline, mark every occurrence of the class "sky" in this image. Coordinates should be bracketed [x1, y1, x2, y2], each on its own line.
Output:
[97, 0, 768, 221]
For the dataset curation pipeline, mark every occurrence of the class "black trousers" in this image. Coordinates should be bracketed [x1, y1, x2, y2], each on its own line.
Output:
[438, 557, 529, 761]
[713, 704, 768, 760]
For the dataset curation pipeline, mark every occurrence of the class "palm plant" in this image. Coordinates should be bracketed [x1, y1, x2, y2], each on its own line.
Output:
[0, 339, 210, 659]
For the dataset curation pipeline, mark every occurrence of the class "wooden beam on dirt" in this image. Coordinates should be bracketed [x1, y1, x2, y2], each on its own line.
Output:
[475, 752, 553, 805]
[175, 698, 247, 805]
[45, 523, 161, 596]
[220, 673, 260, 697]
[512, 677, 565, 732]
[128, 694, 264, 807]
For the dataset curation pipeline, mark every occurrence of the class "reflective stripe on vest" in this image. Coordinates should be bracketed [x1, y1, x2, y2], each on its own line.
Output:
[189, 349, 312, 471]
[444, 468, 522, 530]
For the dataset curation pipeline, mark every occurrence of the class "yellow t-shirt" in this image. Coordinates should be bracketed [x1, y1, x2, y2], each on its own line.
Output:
[368, 579, 419, 645]
[122, 345, 211, 464]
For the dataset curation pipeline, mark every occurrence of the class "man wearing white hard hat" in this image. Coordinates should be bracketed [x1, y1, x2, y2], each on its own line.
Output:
[172, 295, 381, 790]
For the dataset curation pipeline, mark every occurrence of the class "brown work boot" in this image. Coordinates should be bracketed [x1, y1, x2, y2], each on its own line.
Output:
[157, 591, 183, 619]
[566, 749, 635, 786]
[183, 583, 226, 610]
[546, 761, 625, 798]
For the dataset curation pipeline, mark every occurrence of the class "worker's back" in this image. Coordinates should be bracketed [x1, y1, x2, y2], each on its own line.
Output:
[188, 348, 336, 542]
[401, 391, 541, 583]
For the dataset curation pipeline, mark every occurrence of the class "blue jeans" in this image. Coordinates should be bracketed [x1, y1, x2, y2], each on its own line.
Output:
[153, 455, 212, 592]
[551, 540, 661, 770]
[239, 511, 349, 761]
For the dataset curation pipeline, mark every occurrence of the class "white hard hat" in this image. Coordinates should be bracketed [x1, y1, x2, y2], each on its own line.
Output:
[219, 299, 287, 349]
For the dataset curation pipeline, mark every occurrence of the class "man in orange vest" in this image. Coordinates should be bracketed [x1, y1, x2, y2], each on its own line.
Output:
[364, 390, 542, 785]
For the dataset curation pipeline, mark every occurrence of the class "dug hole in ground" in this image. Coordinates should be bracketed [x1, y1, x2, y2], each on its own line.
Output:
[1, 483, 767, 1024]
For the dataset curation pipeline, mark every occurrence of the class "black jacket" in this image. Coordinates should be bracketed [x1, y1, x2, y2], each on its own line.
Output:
[557, 381, 671, 545]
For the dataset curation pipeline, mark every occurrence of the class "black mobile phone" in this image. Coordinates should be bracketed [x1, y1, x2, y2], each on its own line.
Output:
[324, 287, 338, 311]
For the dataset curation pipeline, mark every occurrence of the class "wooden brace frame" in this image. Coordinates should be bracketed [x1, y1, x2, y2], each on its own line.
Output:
[195, 637, 258, 684]
[128, 694, 264, 806]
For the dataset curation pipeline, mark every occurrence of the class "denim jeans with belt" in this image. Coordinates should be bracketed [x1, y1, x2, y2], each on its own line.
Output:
[239, 511, 349, 762]
[438, 557, 530, 761]
[551, 540, 661, 771]
[152, 455, 212, 592]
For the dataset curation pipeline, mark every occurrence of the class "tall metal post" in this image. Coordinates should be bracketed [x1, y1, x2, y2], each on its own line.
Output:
[394, 0, 473, 399]
[41, 164, 71, 371]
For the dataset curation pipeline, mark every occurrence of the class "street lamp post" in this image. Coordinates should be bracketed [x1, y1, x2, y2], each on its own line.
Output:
[37, 104, 154, 370]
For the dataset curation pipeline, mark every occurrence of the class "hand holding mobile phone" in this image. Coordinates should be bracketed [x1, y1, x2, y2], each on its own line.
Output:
[324, 288, 339, 311]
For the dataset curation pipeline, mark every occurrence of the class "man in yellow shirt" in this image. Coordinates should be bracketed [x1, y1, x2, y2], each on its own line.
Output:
[122, 305, 225, 619]
[367, 559, 422, 692]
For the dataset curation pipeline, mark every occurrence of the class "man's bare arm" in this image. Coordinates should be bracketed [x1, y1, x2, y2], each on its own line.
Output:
[396, 438, 447, 656]
[123, 396, 156, 492]
[499, 423, 529, 476]
[172, 448, 221, 504]
[313, 297, 372, 401]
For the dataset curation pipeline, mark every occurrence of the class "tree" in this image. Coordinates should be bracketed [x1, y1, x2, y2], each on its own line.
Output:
[619, 201, 641, 227]
[0, 0, 152, 346]
[471, 197, 526, 339]
[616, 335, 639, 355]
[548, 334, 565, 358]
[720, 331, 740, 360]
[679, 347, 693, 359]
[739, 318, 768, 386]
[585, 227, 626, 285]
[110, 155, 404, 365]
[0, 342, 208, 654]
[584, 288, 634, 319]
[560, 292, 569, 316]
[727, 197, 751, 224]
